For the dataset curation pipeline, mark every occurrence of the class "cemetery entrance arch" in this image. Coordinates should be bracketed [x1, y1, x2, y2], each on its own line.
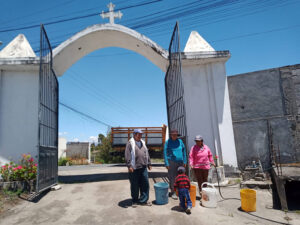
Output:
[37, 23, 187, 192]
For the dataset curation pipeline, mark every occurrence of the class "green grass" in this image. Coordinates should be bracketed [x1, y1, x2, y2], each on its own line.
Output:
[151, 158, 164, 163]
[228, 178, 241, 185]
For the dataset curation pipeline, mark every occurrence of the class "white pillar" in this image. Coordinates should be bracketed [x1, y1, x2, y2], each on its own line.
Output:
[0, 62, 40, 164]
[181, 31, 237, 168]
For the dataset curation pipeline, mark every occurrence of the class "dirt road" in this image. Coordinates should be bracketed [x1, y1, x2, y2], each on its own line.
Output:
[0, 165, 299, 225]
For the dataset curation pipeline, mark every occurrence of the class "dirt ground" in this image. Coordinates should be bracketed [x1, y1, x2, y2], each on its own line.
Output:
[0, 190, 21, 215]
[0, 165, 299, 225]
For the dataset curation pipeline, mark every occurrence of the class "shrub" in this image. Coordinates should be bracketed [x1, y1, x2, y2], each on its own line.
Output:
[0, 162, 15, 182]
[0, 154, 37, 182]
[58, 157, 72, 166]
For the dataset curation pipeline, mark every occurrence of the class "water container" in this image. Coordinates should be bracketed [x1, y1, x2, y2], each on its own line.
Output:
[154, 182, 169, 205]
[176, 183, 197, 207]
[189, 184, 197, 207]
[240, 189, 256, 212]
[201, 182, 217, 208]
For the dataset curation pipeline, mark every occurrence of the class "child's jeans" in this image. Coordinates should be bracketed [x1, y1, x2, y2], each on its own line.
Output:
[178, 188, 192, 209]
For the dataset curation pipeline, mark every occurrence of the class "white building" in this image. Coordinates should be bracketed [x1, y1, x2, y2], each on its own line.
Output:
[58, 137, 67, 159]
[0, 24, 237, 169]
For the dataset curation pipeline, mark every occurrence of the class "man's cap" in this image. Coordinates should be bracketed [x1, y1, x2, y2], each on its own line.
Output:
[177, 166, 185, 173]
[194, 135, 203, 141]
[133, 129, 143, 134]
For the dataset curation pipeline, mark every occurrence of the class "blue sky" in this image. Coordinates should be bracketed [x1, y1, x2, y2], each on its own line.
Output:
[1, 0, 300, 142]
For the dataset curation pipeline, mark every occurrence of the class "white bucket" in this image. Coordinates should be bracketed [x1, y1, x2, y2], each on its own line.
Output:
[201, 182, 217, 208]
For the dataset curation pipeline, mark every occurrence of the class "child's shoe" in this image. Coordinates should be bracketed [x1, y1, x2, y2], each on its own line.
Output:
[186, 207, 192, 214]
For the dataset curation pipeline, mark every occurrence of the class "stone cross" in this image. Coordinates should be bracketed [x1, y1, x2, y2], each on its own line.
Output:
[100, 2, 123, 24]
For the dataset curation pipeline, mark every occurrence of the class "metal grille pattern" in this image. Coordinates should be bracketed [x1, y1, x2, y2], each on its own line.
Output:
[165, 22, 187, 139]
[37, 25, 59, 192]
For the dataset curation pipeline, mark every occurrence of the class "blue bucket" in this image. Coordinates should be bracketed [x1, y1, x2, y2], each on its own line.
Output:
[154, 182, 169, 205]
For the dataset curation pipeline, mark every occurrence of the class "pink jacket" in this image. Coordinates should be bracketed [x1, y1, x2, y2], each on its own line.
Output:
[189, 144, 214, 170]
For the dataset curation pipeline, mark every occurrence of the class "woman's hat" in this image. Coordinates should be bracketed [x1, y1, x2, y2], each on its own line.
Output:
[194, 135, 203, 141]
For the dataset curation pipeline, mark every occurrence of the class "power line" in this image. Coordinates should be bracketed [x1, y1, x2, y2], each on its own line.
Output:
[0, 0, 76, 27]
[59, 101, 111, 127]
[210, 24, 300, 43]
[64, 70, 144, 120]
[28, 0, 296, 52]
[0, 0, 128, 28]
[0, 0, 163, 33]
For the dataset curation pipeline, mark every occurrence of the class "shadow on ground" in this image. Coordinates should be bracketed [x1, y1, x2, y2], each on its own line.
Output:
[58, 171, 168, 183]
[171, 205, 184, 212]
[111, 164, 164, 167]
[118, 198, 132, 208]
[118, 199, 171, 208]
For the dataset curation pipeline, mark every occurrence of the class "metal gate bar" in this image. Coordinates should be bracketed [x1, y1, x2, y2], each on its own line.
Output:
[37, 25, 59, 192]
[165, 22, 187, 141]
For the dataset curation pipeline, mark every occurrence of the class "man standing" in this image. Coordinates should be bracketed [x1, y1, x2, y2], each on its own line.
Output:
[163, 129, 187, 199]
[125, 129, 152, 207]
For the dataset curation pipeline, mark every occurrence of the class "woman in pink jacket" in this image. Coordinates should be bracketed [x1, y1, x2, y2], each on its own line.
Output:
[189, 135, 215, 195]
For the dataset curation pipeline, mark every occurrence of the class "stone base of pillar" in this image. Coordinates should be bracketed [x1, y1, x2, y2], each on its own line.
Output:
[208, 166, 225, 184]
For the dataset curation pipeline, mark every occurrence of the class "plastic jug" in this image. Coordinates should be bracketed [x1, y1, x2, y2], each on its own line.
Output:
[201, 182, 217, 208]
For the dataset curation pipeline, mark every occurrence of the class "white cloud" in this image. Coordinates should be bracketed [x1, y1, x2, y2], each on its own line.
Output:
[89, 136, 98, 143]
[72, 138, 79, 142]
[59, 131, 68, 136]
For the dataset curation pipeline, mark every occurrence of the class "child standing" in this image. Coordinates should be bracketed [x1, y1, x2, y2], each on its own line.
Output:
[174, 166, 192, 214]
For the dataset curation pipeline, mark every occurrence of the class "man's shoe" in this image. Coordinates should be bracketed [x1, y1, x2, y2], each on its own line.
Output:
[171, 193, 178, 200]
[139, 201, 152, 206]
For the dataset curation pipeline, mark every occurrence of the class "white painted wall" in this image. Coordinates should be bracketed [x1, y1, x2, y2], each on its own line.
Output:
[58, 137, 67, 159]
[181, 62, 237, 167]
[182, 64, 215, 155]
[211, 63, 237, 167]
[0, 68, 39, 165]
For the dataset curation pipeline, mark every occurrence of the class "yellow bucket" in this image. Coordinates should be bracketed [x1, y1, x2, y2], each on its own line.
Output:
[240, 189, 256, 212]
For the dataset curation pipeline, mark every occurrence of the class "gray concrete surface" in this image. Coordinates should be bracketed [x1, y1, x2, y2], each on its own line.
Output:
[228, 64, 300, 169]
[0, 165, 299, 225]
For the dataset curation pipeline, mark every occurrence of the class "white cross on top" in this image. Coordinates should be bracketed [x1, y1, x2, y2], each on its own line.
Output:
[100, 2, 123, 24]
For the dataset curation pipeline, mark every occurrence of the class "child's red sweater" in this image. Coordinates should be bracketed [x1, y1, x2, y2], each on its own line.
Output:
[174, 174, 190, 191]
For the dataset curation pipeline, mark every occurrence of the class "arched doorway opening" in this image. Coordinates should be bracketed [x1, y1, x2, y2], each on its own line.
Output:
[37, 23, 186, 192]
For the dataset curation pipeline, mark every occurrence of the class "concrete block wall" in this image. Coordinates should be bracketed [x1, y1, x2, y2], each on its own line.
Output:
[228, 64, 300, 170]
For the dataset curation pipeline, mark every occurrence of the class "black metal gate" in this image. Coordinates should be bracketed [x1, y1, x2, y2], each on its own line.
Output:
[165, 22, 187, 142]
[37, 25, 59, 192]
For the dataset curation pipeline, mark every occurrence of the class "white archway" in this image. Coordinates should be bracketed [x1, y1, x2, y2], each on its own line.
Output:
[53, 24, 169, 76]
[0, 23, 238, 171]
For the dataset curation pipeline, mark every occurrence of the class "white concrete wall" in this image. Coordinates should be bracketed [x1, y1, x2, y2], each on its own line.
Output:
[58, 137, 67, 159]
[0, 68, 39, 165]
[211, 63, 237, 167]
[181, 62, 237, 167]
[182, 64, 215, 155]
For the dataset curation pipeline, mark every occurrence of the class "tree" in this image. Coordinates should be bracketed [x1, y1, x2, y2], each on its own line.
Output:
[94, 132, 124, 164]
[90, 143, 96, 152]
